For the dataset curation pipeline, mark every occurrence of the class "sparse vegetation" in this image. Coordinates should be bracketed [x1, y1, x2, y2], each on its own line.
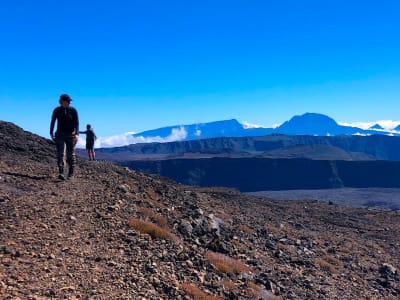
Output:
[205, 251, 251, 274]
[244, 281, 262, 298]
[266, 223, 281, 235]
[323, 254, 342, 267]
[238, 224, 254, 234]
[221, 279, 238, 292]
[314, 257, 338, 274]
[3, 120, 400, 299]
[137, 206, 168, 228]
[127, 218, 176, 241]
[276, 242, 296, 254]
[181, 282, 222, 300]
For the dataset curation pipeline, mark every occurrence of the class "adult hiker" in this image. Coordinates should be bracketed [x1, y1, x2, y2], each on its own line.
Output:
[50, 94, 79, 180]
[79, 124, 97, 161]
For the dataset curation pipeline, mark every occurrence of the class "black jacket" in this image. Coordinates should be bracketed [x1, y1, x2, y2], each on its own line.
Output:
[50, 106, 79, 136]
[79, 129, 97, 144]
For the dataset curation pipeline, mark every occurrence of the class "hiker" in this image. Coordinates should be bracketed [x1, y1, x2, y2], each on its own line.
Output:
[79, 124, 97, 161]
[50, 94, 79, 180]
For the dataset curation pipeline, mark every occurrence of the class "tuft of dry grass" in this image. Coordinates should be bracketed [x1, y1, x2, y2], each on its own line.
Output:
[266, 223, 280, 235]
[137, 206, 168, 228]
[314, 257, 338, 274]
[127, 218, 176, 241]
[276, 242, 296, 255]
[323, 254, 342, 267]
[238, 224, 254, 234]
[350, 272, 364, 283]
[265, 222, 297, 236]
[181, 282, 222, 300]
[221, 279, 238, 292]
[338, 245, 351, 254]
[205, 251, 251, 274]
[244, 281, 261, 298]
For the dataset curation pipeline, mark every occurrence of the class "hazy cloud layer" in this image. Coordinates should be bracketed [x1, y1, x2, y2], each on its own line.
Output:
[75, 120, 400, 149]
[76, 127, 188, 148]
[339, 120, 400, 131]
[242, 121, 280, 129]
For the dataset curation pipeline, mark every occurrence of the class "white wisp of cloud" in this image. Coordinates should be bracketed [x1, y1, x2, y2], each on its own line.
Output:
[242, 121, 281, 129]
[339, 120, 400, 131]
[76, 127, 188, 148]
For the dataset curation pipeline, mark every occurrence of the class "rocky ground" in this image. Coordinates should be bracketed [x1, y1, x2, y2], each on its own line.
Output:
[1, 120, 400, 300]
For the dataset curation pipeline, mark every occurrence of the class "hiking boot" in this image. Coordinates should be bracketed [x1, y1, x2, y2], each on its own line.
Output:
[67, 173, 74, 180]
[58, 173, 66, 180]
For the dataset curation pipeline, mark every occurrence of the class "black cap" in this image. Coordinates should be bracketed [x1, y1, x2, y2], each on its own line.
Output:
[59, 94, 72, 102]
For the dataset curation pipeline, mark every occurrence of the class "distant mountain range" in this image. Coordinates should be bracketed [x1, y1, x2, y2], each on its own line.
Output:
[132, 113, 400, 142]
[77, 113, 400, 192]
[90, 133, 400, 192]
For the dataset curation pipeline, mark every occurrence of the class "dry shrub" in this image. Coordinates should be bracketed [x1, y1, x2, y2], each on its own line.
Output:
[316, 248, 328, 256]
[279, 224, 295, 235]
[351, 273, 364, 283]
[221, 279, 238, 292]
[244, 281, 261, 298]
[238, 224, 254, 234]
[343, 236, 356, 243]
[205, 251, 251, 274]
[137, 206, 168, 228]
[181, 282, 222, 300]
[266, 223, 280, 235]
[338, 245, 351, 254]
[314, 257, 338, 274]
[231, 239, 244, 248]
[323, 254, 341, 267]
[276, 242, 296, 254]
[146, 188, 161, 201]
[127, 218, 176, 241]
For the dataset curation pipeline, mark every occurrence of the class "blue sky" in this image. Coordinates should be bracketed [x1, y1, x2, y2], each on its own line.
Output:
[1, 0, 400, 147]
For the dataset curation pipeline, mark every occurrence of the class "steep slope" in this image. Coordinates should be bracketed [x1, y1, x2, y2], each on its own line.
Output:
[91, 134, 400, 161]
[122, 157, 400, 192]
[1, 121, 400, 299]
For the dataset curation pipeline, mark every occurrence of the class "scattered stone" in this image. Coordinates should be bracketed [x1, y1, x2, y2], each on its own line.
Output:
[1, 120, 400, 300]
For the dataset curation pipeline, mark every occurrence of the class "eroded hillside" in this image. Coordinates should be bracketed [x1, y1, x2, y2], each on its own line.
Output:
[1, 121, 400, 299]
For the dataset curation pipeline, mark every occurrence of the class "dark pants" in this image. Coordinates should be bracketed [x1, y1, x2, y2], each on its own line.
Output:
[55, 134, 76, 175]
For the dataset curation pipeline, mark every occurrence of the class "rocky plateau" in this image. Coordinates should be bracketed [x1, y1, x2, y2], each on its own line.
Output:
[1, 121, 400, 299]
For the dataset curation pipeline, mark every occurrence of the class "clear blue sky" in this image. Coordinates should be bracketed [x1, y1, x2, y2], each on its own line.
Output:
[1, 0, 400, 141]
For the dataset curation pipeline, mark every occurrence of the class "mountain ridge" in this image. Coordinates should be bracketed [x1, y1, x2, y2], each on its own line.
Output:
[130, 113, 399, 143]
[91, 134, 400, 161]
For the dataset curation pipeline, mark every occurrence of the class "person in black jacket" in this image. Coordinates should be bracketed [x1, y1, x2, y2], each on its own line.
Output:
[79, 124, 97, 161]
[50, 94, 79, 180]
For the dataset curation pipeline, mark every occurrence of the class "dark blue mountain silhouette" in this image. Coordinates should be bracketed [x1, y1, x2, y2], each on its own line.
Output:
[132, 113, 394, 141]
[370, 124, 384, 130]
[133, 119, 274, 140]
[370, 124, 383, 130]
[274, 113, 368, 135]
